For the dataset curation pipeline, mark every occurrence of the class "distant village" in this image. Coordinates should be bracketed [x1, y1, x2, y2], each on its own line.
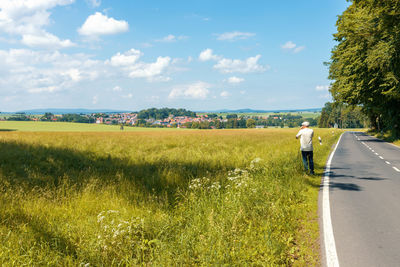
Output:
[1, 108, 319, 129]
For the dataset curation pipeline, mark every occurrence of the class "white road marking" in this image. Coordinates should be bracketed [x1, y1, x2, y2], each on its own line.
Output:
[361, 141, 365, 144]
[393, 167, 400, 172]
[322, 133, 343, 267]
[375, 153, 379, 156]
[372, 150, 375, 152]
[379, 156, 384, 159]
[385, 161, 391, 165]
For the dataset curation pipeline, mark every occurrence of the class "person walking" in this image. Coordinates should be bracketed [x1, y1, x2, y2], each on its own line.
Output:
[296, 121, 314, 174]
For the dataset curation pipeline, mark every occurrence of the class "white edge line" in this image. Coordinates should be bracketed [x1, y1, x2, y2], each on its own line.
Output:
[323, 133, 343, 267]
[393, 167, 400, 172]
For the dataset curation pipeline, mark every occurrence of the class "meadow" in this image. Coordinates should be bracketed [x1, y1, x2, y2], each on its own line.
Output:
[0, 125, 341, 266]
[0, 121, 180, 132]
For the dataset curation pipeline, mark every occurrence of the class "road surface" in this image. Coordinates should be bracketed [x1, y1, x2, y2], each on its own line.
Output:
[321, 131, 400, 267]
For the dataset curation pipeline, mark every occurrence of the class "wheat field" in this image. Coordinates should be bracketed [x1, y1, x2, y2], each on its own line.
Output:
[0, 127, 341, 266]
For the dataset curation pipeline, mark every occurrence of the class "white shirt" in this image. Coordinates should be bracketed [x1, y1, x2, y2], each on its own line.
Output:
[296, 128, 314, 151]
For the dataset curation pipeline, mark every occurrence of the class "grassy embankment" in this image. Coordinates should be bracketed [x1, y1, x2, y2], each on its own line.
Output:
[0, 125, 341, 265]
[367, 129, 400, 147]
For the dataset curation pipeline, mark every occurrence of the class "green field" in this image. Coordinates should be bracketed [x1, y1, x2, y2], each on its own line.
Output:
[0, 125, 342, 265]
[0, 121, 181, 132]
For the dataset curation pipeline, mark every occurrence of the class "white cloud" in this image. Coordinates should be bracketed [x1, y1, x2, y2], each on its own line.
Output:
[113, 86, 122, 91]
[156, 34, 187, 43]
[0, 0, 76, 49]
[86, 0, 101, 7]
[0, 48, 104, 95]
[198, 48, 220, 61]
[107, 49, 172, 81]
[315, 85, 331, 91]
[294, 46, 305, 53]
[28, 86, 57, 94]
[199, 49, 268, 73]
[281, 41, 296, 50]
[220, 91, 230, 97]
[22, 32, 75, 49]
[227, 76, 244, 84]
[240, 90, 246, 95]
[214, 55, 268, 73]
[216, 31, 255, 41]
[281, 41, 305, 53]
[78, 12, 129, 37]
[109, 49, 142, 66]
[168, 82, 210, 100]
[128, 56, 171, 79]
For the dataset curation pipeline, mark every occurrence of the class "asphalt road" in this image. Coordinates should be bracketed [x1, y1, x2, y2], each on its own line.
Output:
[325, 132, 400, 267]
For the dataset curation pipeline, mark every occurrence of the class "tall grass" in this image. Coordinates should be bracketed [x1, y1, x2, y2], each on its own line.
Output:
[0, 129, 341, 265]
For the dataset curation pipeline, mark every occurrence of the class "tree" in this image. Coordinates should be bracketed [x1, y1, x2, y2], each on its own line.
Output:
[246, 119, 256, 128]
[328, 0, 400, 136]
[40, 112, 54, 121]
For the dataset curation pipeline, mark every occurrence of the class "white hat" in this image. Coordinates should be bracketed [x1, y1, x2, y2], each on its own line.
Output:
[302, 121, 310, 127]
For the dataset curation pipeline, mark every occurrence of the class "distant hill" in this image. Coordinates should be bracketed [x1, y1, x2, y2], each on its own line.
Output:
[14, 108, 133, 115]
[198, 108, 322, 113]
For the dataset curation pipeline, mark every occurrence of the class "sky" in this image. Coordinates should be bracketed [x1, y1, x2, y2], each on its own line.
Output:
[0, 0, 349, 112]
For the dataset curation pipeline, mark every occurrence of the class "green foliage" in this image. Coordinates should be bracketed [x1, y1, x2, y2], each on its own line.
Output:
[59, 114, 95, 123]
[6, 114, 31, 121]
[246, 118, 256, 128]
[0, 129, 342, 265]
[226, 114, 238, 119]
[137, 108, 196, 120]
[328, 0, 400, 136]
[318, 102, 368, 128]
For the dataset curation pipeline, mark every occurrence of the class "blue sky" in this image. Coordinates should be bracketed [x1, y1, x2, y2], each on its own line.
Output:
[0, 0, 349, 112]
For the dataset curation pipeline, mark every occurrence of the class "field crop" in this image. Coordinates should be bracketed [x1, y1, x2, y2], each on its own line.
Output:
[0, 128, 341, 265]
[0, 121, 181, 132]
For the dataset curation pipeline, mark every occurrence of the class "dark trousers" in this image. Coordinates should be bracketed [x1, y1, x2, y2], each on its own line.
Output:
[301, 150, 314, 173]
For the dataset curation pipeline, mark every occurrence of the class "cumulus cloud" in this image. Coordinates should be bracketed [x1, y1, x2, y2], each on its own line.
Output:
[128, 56, 171, 79]
[281, 41, 305, 53]
[227, 76, 244, 84]
[198, 48, 220, 61]
[0, 0, 75, 49]
[199, 49, 268, 73]
[0, 48, 103, 94]
[78, 12, 129, 37]
[22, 32, 75, 49]
[215, 31, 255, 41]
[107, 49, 172, 81]
[113, 86, 122, 91]
[168, 82, 210, 100]
[108, 49, 142, 66]
[315, 85, 331, 91]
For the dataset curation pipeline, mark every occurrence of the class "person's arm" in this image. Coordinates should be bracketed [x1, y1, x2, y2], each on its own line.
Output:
[296, 129, 302, 139]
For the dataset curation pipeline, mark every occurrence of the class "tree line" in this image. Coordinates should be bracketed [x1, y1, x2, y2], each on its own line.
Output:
[137, 108, 196, 120]
[327, 0, 400, 137]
